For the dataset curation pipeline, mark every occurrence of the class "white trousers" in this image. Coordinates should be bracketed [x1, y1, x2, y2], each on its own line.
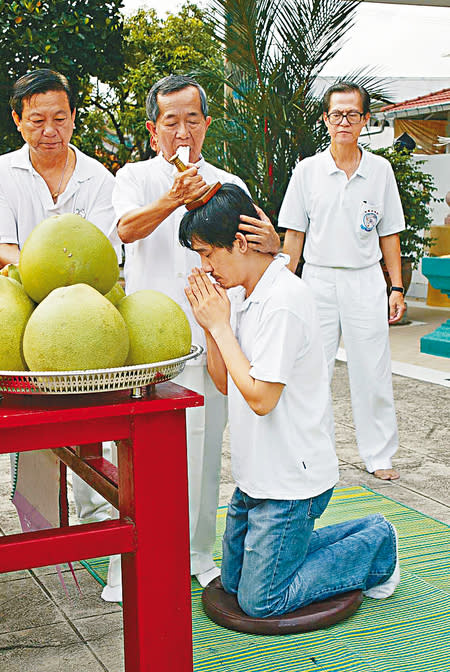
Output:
[179, 364, 227, 575]
[302, 263, 398, 473]
[71, 442, 113, 523]
[11, 444, 113, 524]
[103, 364, 227, 598]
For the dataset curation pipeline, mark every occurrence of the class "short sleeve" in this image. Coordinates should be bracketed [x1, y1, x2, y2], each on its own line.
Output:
[112, 164, 146, 224]
[277, 164, 309, 233]
[86, 171, 115, 238]
[377, 162, 405, 236]
[249, 308, 309, 384]
[0, 184, 19, 245]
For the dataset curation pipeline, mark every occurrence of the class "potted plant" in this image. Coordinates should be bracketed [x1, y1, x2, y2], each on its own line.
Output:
[370, 145, 439, 294]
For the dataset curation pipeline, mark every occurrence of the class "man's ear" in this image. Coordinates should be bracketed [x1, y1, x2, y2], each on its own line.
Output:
[234, 232, 248, 253]
[146, 120, 156, 136]
[12, 110, 21, 130]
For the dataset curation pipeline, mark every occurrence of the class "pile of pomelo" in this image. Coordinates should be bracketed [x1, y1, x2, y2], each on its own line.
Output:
[0, 214, 191, 372]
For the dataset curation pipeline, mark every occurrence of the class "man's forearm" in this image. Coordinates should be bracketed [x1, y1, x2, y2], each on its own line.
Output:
[282, 230, 305, 273]
[380, 233, 406, 324]
[117, 193, 180, 243]
[117, 166, 209, 243]
[379, 234, 402, 286]
[185, 269, 283, 414]
[210, 323, 283, 416]
[205, 331, 228, 395]
[0, 243, 20, 268]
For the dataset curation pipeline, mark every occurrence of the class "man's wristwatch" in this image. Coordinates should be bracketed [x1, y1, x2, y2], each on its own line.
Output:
[390, 286, 405, 295]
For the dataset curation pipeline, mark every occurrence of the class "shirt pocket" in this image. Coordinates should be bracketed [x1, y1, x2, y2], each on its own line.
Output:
[358, 201, 383, 239]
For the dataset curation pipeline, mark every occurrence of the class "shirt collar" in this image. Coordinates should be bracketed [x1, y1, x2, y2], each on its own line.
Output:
[10, 143, 33, 170]
[324, 145, 368, 179]
[71, 145, 98, 183]
[10, 143, 95, 183]
[236, 254, 289, 311]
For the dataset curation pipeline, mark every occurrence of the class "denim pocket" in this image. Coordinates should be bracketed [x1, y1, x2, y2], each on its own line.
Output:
[307, 487, 334, 520]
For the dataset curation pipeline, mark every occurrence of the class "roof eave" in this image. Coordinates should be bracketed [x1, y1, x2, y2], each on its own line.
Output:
[373, 102, 450, 121]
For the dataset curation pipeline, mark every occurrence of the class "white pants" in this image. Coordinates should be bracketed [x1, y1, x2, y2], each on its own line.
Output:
[103, 364, 227, 598]
[179, 364, 227, 575]
[11, 444, 113, 524]
[72, 442, 113, 523]
[302, 263, 398, 472]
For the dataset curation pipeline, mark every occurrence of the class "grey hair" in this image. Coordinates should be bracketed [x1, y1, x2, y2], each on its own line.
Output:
[322, 81, 370, 115]
[145, 75, 208, 123]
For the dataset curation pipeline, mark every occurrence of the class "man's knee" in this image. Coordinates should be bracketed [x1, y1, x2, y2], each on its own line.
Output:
[237, 580, 285, 618]
[237, 591, 270, 618]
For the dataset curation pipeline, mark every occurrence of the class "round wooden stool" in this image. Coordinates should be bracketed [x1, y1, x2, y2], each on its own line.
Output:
[202, 579, 363, 635]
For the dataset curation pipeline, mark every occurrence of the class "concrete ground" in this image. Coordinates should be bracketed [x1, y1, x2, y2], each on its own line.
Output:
[0, 300, 449, 671]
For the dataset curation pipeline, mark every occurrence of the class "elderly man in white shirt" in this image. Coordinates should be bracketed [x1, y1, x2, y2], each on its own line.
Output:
[105, 74, 279, 599]
[0, 69, 116, 524]
[0, 143, 114, 252]
[280, 81, 406, 482]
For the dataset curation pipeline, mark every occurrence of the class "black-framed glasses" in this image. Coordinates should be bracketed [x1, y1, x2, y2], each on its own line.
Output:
[327, 111, 365, 125]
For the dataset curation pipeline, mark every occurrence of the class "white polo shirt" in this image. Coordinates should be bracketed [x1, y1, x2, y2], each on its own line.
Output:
[278, 146, 405, 269]
[112, 153, 249, 354]
[0, 143, 116, 247]
[228, 255, 339, 500]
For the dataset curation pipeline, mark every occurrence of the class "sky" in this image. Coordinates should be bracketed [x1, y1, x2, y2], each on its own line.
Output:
[121, 0, 450, 78]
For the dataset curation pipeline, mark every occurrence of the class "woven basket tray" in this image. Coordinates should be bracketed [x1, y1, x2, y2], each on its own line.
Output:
[0, 344, 203, 395]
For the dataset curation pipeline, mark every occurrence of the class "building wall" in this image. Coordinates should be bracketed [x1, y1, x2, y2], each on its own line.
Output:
[408, 153, 450, 299]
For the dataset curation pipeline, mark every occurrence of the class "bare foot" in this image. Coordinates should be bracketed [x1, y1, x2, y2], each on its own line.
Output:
[372, 468, 400, 481]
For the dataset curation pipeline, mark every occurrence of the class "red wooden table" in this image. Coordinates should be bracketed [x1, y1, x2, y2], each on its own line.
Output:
[0, 382, 203, 671]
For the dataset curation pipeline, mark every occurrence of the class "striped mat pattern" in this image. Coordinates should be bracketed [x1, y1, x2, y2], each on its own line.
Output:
[82, 486, 450, 671]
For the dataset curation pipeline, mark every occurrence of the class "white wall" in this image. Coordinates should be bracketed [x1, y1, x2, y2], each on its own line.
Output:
[408, 153, 450, 298]
[360, 127, 395, 150]
[415, 154, 450, 228]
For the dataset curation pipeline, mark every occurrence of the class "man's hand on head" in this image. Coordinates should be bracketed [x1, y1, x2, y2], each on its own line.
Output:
[168, 165, 209, 207]
[185, 268, 230, 334]
[238, 205, 280, 255]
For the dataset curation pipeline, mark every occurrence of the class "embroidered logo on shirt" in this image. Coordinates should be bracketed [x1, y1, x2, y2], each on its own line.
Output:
[361, 205, 379, 232]
[74, 208, 86, 218]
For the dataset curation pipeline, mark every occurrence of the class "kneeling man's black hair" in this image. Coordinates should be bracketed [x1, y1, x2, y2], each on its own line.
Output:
[179, 183, 259, 251]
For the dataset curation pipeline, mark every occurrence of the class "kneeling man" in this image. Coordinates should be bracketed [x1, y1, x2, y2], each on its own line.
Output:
[179, 184, 400, 617]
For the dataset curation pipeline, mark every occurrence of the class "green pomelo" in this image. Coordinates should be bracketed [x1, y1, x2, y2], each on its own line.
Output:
[19, 213, 119, 303]
[104, 281, 126, 306]
[117, 290, 192, 365]
[0, 276, 35, 370]
[23, 284, 129, 371]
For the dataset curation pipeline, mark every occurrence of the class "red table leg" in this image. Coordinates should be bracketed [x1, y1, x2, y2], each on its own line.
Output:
[0, 383, 202, 672]
[119, 409, 193, 672]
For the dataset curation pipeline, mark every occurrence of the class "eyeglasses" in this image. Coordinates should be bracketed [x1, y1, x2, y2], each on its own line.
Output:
[326, 111, 365, 125]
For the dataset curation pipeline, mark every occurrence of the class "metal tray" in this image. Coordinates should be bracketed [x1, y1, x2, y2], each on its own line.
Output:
[0, 344, 203, 396]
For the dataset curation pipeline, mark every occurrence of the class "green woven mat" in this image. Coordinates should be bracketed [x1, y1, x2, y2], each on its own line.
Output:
[81, 486, 450, 671]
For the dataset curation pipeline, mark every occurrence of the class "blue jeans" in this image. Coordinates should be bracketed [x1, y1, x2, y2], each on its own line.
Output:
[221, 487, 397, 617]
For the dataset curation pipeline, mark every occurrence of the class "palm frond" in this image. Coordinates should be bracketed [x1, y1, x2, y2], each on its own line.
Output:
[199, 0, 389, 222]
